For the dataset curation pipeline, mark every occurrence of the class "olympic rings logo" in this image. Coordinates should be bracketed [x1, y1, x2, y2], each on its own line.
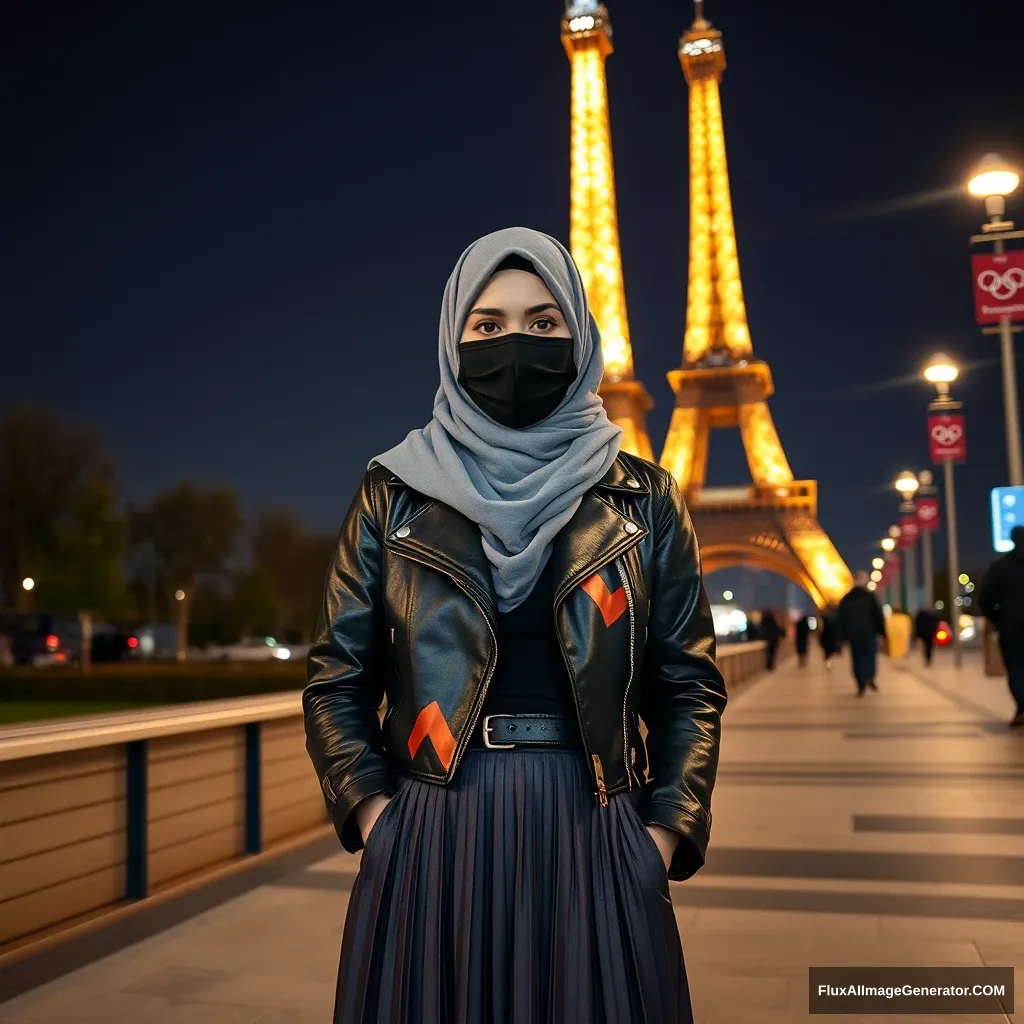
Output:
[977, 267, 1024, 301]
[931, 422, 963, 447]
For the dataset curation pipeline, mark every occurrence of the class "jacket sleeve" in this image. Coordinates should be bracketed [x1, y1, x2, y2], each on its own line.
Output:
[639, 471, 728, 881]
[303, 469, 398, 853]
[874, 598, 887, 636]
[977, 564, 1000, 622]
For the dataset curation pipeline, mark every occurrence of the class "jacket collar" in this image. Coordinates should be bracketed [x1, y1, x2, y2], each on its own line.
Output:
[593, 455, 651, 495]
[382, 455, 649, 611]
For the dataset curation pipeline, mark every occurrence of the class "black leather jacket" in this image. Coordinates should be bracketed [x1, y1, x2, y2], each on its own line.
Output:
[304, 453, 727, 880]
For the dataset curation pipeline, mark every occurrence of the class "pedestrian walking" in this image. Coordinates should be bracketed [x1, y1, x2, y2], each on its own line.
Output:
[760, 609, 783, 670]
[978, 524, 1024, 728]
[819, 607, 840, 668]
[795, 614, 812, 666]
[914, 607, 940, 666]
[304, 227, 726, 1023]
[837, 572, 887, 696]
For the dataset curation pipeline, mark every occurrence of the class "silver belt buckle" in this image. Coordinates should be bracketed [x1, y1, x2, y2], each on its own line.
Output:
[482, 714, 515, 750]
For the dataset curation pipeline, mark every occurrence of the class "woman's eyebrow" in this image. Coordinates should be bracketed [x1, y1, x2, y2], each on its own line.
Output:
[525, 303, 561, 316]
[467, 306, 505, 317]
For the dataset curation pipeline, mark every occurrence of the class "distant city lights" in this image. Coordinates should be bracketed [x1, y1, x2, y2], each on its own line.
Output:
[21, 577, 35, 592]
[871, 558, 884, 570]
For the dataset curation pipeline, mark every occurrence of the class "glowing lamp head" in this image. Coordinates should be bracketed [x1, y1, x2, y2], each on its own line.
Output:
[888, 525, 902, 540]
[22, 577, 35, 591]
[174, 589, 186, 602]
[967, 154, 1019, 198]
[924, 353, 958, 385]
[127, 636, 139, 650]
[872, 557, 885, 570]
[45, 634, 59, 651]
[881, 538, 896, 553]
[918, 470, 933, 487]
[895, 471, 920, 497]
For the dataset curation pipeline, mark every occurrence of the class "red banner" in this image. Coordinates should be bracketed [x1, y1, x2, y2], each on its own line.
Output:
[916, 496, 940, 533]
[899, 515, 919, 550]
[972, 251, 1024, 324]
[928, 414, 966, 463]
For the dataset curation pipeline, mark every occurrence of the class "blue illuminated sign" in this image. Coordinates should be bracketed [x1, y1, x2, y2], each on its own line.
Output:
[991, 485, 1024, 552]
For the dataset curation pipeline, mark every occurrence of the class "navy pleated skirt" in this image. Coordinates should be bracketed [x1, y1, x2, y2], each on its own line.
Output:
[334, 748, 693, 1023]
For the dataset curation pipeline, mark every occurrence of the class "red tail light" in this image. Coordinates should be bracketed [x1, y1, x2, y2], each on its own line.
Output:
[45, 634, 59, 651]
[935, 622, 952, 646]
[127, 636, 139, 649]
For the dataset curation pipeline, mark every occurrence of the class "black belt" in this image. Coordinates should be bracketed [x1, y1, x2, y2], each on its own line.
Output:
[477, 714, 579, 750]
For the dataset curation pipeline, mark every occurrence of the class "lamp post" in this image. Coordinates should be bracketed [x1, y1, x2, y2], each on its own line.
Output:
[884, 526, 902, 610]
[174, 589, 188, 662]
[895, 471, 920, 615]
[924, 352, 964, 669]
[968, 154, 1022, 485]
[917, 469, 937, 609]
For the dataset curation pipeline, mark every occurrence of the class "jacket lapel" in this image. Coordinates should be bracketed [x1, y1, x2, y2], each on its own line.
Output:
[551, 459, 649, 603]
[385, 494, 496, 617]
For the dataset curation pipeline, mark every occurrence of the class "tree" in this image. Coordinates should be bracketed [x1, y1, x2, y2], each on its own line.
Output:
[130, 483, 244, 658]
[36, 474, 130, 671]
[251, 509, 334, 642]
[0, 405, 108, 608]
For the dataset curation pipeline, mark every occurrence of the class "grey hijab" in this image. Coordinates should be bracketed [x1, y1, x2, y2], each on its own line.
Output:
[373, 226, 622, 612]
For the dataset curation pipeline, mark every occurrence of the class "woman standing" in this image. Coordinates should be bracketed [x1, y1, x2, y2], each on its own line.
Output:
[304, 227, 727, 1023]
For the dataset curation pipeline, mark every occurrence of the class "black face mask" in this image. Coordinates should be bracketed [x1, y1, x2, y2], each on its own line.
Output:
[457, 334, 577, 429]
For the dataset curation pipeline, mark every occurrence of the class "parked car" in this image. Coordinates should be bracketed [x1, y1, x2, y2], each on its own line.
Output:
[0, 613, 82, 666]
[91, 627, 143, 663]
[206, 636, 294, 662]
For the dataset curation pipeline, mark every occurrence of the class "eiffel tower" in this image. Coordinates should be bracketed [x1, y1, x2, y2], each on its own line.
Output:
[658, 2, 852, 607]
[561, 2, 655, 462]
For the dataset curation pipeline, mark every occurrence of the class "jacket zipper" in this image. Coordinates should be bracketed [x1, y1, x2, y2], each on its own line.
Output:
[553, 538, 644, 806]
[616, 559, 636, 791]
[592, 754, 609, 806]
[389, 547, 498, 778]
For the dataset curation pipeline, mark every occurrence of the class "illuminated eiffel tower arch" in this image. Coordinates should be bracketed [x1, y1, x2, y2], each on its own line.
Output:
[658, 2, 852, 607]
[562, 1, 654, 462]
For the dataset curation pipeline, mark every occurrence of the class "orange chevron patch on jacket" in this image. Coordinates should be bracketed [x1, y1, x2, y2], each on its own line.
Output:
[407, 701, 456, 770]
[581, 573, 628, 627]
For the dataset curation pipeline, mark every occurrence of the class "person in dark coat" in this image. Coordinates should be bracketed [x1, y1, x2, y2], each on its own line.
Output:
[795, 615, 812, 666]
[818, 607, 840, 667]
[978, 524, 1024, 727]
[837, 572, 887, 696]
[760, 610, 783, 670]
[914, 607, 940, 666]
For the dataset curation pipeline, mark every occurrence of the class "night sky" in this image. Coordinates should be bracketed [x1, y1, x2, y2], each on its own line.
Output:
[4, 0, 1024, 595]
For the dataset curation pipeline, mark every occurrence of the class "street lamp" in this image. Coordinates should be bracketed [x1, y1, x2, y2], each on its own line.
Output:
[968, 152, 1020, 219]
[917, 469, 937, 608]
[872, 557, 885, 570]
[924, 352, 963, 668]
[895, 472, 920, 615]
[881, 532, 898, 609]
[967, 154, 1022, 485]
[895, 471, 920, 498]
[21, 577, 35, 592]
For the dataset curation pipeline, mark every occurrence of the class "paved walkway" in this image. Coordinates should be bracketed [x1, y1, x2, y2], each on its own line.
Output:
[2, 650, 1022, 1023]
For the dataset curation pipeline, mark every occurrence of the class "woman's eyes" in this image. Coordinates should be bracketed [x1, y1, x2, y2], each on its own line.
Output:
[471, 317, 560, 335]
[531, 317, 558, 332]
